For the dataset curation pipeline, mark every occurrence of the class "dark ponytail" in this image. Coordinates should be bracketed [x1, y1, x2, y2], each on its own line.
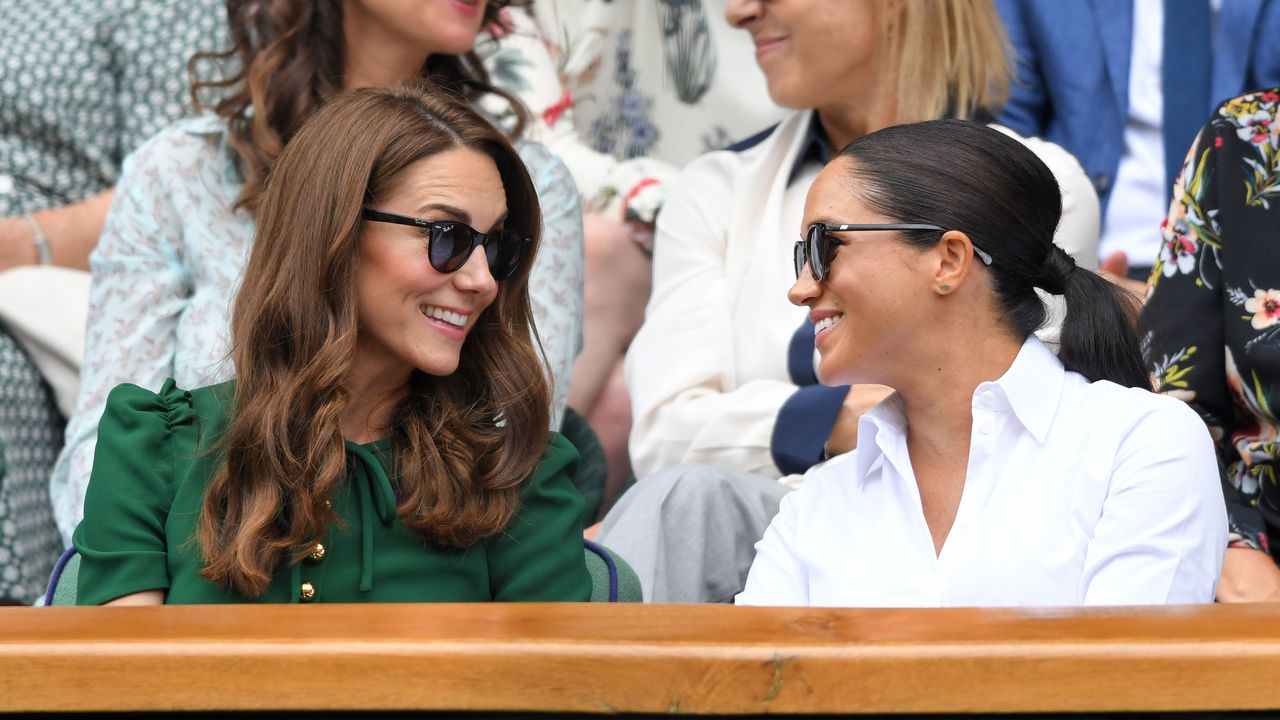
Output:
[836, 120, 1149, 388]
[1035, 245, 1149, 387]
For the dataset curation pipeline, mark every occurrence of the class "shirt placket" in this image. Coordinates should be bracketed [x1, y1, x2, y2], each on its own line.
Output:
[936, 390, 1002, 600]
[881, 430, 946, 606]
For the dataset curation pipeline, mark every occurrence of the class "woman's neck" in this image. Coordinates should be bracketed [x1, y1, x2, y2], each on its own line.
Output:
[343, 47, 428, 91]
[814, 67, 899, 152]
[896, 331, 1024, 454]
[340, 354, 413, 444]
[895, 330, 1022, 555]
[341, 7, 431, 91]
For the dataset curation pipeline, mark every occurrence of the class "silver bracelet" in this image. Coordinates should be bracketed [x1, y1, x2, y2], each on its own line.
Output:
[22, 213, 52, 265]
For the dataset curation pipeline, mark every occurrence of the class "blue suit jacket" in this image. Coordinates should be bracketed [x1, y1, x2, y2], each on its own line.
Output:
[995, 0, 1280, 210]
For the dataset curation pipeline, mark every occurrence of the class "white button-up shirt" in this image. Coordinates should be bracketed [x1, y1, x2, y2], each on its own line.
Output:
[737, 338, 1227, 607]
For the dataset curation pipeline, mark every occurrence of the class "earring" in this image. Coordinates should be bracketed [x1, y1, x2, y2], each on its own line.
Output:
[939, 284, 951, 292]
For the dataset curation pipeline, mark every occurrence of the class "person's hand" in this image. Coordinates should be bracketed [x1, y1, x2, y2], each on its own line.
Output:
[1099, 250, 1129, 277]
[1097, 250, 1148, 304]
[1216, 546, 1280, 602]
[0, 216, 37, 271]
[825, 384, 894, 456]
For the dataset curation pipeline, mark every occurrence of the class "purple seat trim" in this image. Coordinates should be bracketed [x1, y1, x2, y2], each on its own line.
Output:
[582, 539, 618, 602]
[43, 546, 76, 607]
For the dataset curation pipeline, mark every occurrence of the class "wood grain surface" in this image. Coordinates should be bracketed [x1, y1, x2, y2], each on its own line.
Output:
[2, 602, 1279, 714]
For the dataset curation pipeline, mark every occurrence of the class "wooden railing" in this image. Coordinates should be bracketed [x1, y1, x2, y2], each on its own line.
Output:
[3, 603, 1280, 715]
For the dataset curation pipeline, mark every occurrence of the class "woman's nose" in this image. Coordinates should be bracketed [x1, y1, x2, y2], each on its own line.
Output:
[788, 266, 821, 308]
[453, 246, 498, 296]
[724, 0, 763, 28]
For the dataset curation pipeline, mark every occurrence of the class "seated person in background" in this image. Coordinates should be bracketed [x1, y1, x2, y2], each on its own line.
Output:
[73, 86, 591, 606]
[738, 120, 1226, 607]
[995, 0, 1280, 285]
[0, 0, 224, 604]
[1143, 88, 1280, 603]
[597, 0, 1100, 603]
[485, 0, 788, 508]
[50, 0, 586, 546]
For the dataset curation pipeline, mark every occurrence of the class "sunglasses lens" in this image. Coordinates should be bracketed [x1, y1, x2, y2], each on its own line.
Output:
[793, 241, 806, 279]
[807, 225, 826, 281]
[485, 231, 525, 280]
[430, 223, 475, 273]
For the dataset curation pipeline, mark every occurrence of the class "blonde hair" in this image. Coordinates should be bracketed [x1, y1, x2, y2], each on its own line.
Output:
[879, 0, 1012, 123]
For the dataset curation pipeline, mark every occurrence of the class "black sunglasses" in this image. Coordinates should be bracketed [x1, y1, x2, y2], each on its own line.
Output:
[793, 222, 994, 281]
[361, 208, 531, 280]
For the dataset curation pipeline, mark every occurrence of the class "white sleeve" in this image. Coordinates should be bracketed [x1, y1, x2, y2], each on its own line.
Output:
[49, 130, 193, 544]
[625, 155, 797, 479]
[736, 489, 809, 606]
[1081, 396, 1228, 604]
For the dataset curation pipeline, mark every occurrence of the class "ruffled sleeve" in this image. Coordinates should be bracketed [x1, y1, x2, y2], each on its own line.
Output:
[72, 379, 195, 605]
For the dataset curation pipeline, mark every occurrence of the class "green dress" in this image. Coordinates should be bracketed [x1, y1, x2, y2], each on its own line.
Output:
[72, 380, 591, 605]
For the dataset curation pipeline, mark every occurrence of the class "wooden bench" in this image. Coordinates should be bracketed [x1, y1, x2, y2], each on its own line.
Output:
[3, 603, 1279, 715]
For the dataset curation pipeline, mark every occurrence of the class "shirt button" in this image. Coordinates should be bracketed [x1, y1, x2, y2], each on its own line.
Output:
[309, 542, 326, 562]
[299, 581, 316, 603]
[977, 419, 993, 435]
[978, 391, 996, 407]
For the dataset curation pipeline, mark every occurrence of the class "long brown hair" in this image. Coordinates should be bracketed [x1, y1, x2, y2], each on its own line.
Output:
[198, 84, 549, 597]
[189, 0, 529, 214]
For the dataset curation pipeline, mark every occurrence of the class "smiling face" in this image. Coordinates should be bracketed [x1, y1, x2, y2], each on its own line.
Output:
[724, 0, 882, 110]
[788, 157, 935, 387]
[354, 146, 505, 380]
[344, 0, 490, 58]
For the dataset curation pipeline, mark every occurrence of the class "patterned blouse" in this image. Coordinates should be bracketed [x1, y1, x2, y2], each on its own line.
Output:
[48, 115, 585, 544]
[1143, 88, 1280, 562]
[0, 0, 223, 215]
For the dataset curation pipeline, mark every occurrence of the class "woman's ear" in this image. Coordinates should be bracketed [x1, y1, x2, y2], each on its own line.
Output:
[932, 230, 979, 295]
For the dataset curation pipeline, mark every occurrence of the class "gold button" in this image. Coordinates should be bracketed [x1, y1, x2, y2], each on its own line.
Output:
[299, 581, 316, 603]
[324, 499, 332, 509]
[309, 542, 326, 562]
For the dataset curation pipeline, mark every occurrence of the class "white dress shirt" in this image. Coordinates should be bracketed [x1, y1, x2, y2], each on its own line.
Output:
[737, 338, 1227, 607]
[627, 110, 1101, 480]
[1099, 0, 1224, 265]
[1099, 0, 1167, 264]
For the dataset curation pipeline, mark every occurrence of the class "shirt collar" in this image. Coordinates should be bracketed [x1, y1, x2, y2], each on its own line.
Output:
[975, 336, 1065, 445]
[850, 392, 907, 484]
[841, 337, 1065, 485]
[786, 108, 1002, 188]
[786, 111, 832, 187]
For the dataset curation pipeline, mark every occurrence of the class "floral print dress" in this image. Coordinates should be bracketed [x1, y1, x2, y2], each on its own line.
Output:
[501, 0, 785, 235]
[1143, 88, 1280, 561]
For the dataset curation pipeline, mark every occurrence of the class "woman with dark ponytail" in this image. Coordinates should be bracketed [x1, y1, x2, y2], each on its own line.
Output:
[738, 119, 1226, 607]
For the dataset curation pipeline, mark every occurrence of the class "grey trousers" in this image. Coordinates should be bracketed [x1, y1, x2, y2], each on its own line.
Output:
[596, 464, 792, 603]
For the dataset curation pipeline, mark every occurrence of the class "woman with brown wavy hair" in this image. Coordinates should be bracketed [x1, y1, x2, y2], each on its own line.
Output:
[72, 84, 591, 604]
[50, 0, 587, 545]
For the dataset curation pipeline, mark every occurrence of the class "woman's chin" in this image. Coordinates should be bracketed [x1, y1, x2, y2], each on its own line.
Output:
[411, 354, 461, 378]
[817, 358, 875, 388]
